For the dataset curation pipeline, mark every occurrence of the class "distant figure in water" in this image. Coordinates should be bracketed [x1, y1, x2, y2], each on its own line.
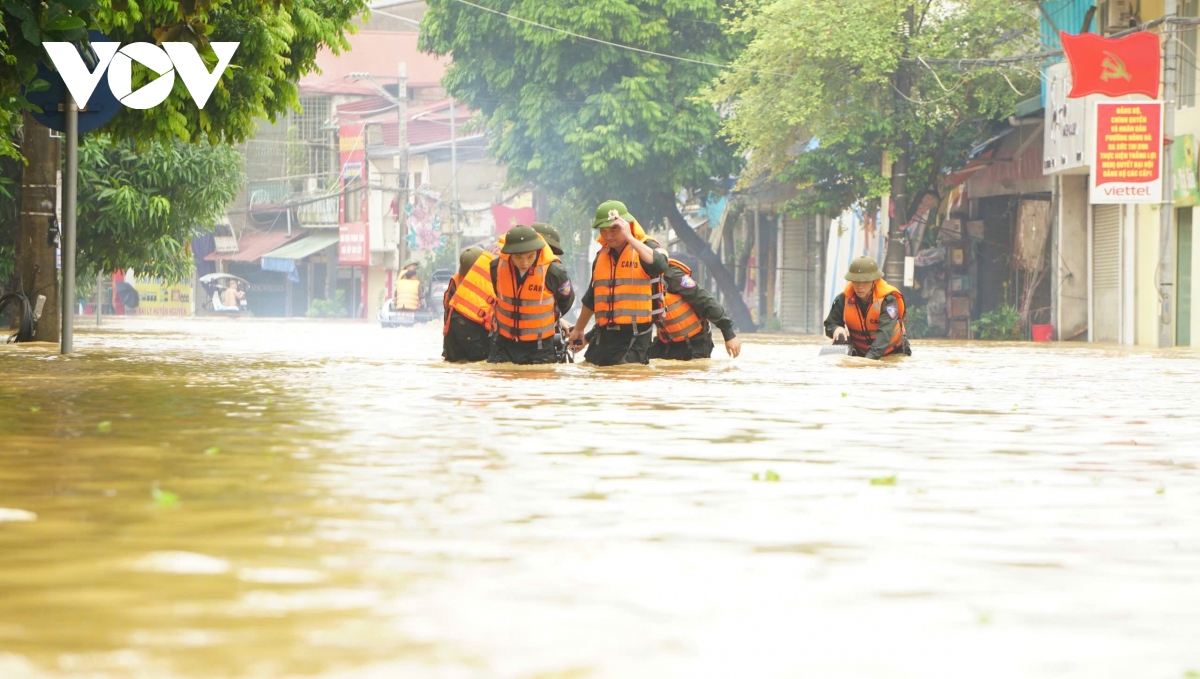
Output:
[823, 256, 911, 359]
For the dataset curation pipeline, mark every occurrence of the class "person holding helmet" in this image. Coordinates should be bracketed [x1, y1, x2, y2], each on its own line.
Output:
[488, 225, 575, 364]
[823, 256, 911, 359]
[567, 200, 670, 366]
[442, 245, 490, 363]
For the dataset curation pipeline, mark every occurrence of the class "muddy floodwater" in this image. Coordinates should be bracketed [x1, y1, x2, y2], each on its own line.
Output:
[2, 318, 1199, 679]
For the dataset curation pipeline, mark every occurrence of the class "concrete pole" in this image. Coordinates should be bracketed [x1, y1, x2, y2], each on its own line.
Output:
[96, 272, 101, 327]
[397, 63, 409, 272]
[1160, 3, 1178, 347]
[451, 97, 459, 255]
[61, 96, 78, 354]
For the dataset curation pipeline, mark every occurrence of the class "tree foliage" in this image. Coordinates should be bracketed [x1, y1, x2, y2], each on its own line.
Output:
[418, 0, 744, 229]
[76, 133, 242, 282]
[713, 0, 1039, 219]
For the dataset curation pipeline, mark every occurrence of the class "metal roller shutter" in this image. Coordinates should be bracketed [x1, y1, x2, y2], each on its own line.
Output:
[779, 215, 820, 334]
[1092, 204, 1120, 343]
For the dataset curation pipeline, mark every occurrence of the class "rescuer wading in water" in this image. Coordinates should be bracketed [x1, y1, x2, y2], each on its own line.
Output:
[442, 245, 490, 363]
[568, 200, 669, 366]
[649, 252, 741, 360]
[823, 256, 911, 359]
[488, 225, 575, 365]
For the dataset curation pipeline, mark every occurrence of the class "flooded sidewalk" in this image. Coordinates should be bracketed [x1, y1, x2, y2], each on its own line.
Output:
[2, 318, 1199, 678]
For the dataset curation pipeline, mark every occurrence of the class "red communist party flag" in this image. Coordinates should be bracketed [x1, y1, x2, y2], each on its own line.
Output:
[1060, 31, 1161, 99]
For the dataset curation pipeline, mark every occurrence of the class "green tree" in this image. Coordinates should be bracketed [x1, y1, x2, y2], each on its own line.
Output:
[77, 134, 242, 282]
[2, 0, 365, 333]
[713, 0, 1038, 271]
[419, 0, 756, 330]
[2, 0, 366, 152]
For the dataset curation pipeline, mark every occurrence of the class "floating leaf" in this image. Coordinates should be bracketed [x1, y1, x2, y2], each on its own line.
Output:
[752, 473, 760, 481]
[203, 446, 220, 456]
[978, 613, 991, 625]
[841, 392, 848, 397]
[29, 406, 41, 413]
[764, 470, 780, 482]
[1156, 487, 1165, 495]
[152, 488, 179, 507]
[97, 421, 112, 433]
[870, 475, 897, 486]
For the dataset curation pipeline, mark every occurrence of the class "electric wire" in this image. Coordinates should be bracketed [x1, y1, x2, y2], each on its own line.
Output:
[447, 0, 792, 78]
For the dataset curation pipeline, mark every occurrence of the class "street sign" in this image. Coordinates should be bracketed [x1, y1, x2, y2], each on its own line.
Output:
[25, 31, 120, 134]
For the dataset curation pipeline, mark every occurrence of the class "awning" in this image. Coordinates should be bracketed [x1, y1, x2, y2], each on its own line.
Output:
[203, 231, 293, 262]
[261, 232, 339, 263]
[261, 232, 340, 280]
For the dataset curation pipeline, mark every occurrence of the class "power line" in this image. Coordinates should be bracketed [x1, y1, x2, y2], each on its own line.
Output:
[448, 0, 791, 78]
[913, 16, 1200, 69]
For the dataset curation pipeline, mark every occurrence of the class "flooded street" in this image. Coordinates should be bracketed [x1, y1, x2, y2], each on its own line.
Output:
[2, 318, 1199, 679]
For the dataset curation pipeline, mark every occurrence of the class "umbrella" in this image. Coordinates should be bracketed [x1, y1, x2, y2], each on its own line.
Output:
[114, 281, 140, 309]
[199, 273, 249, 286]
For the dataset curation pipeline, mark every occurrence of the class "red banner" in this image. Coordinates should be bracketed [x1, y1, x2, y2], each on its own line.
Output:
[491, 205, 536, 235]
[1060, 31, 1160, 99]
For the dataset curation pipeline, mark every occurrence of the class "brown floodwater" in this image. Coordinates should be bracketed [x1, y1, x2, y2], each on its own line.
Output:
[2, 318, 1199, 678]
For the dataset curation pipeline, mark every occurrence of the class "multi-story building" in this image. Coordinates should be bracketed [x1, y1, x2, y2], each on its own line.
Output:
[1041, 0, 1197, 346]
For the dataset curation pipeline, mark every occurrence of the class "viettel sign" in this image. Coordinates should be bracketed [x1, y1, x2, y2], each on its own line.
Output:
[44, 41, 238, 109]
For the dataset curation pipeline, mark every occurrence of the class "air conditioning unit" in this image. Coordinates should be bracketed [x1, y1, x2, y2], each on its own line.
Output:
[1106, 0, 1138, 30]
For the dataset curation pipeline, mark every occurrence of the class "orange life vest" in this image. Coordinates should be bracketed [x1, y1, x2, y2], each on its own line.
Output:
[843, 279, 906, 356]
[494, 247, 559, 342]
[447, 250, 499, 330]
[441, 274, 462, 335]
[654, 260, 705, 343]
[593, 237, 656, 327]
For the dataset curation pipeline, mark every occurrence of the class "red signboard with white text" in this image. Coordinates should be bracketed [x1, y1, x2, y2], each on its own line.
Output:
[1090, 101, 1162, 204]
[338, 123, 369, 265]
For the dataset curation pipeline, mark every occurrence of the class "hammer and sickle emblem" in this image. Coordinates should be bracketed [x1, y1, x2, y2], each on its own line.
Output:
[1100, 51, 1131, 82]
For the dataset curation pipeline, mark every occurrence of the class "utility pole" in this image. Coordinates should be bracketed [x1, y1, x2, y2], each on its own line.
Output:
[61, 94, 78, 353]
[450, 97, 459, 255]
[1159, 2, 1178, 347]
[885, 4, 915, 286]
[397, 63, 409, 272]
[15, 112, 60, 343]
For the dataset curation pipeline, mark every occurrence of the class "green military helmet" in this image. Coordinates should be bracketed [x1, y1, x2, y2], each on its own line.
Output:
[591, 199, 635, 229]
[530, 223, 564, 256]
[844, 256, 884, 282]
[402, 259, 419, 270]
[500, 225, 545, 254]
[457, 246, 485, 278]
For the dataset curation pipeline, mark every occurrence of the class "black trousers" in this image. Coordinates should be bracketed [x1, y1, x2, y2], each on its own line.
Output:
[442, 311, 490, 362]
[649, 328, 716, 360]
[488, 335, 558, 364]
[583, 324, 653, 366]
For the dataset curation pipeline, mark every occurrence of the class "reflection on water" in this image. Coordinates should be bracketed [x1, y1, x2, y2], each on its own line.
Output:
[2, 318, 1200, 678]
